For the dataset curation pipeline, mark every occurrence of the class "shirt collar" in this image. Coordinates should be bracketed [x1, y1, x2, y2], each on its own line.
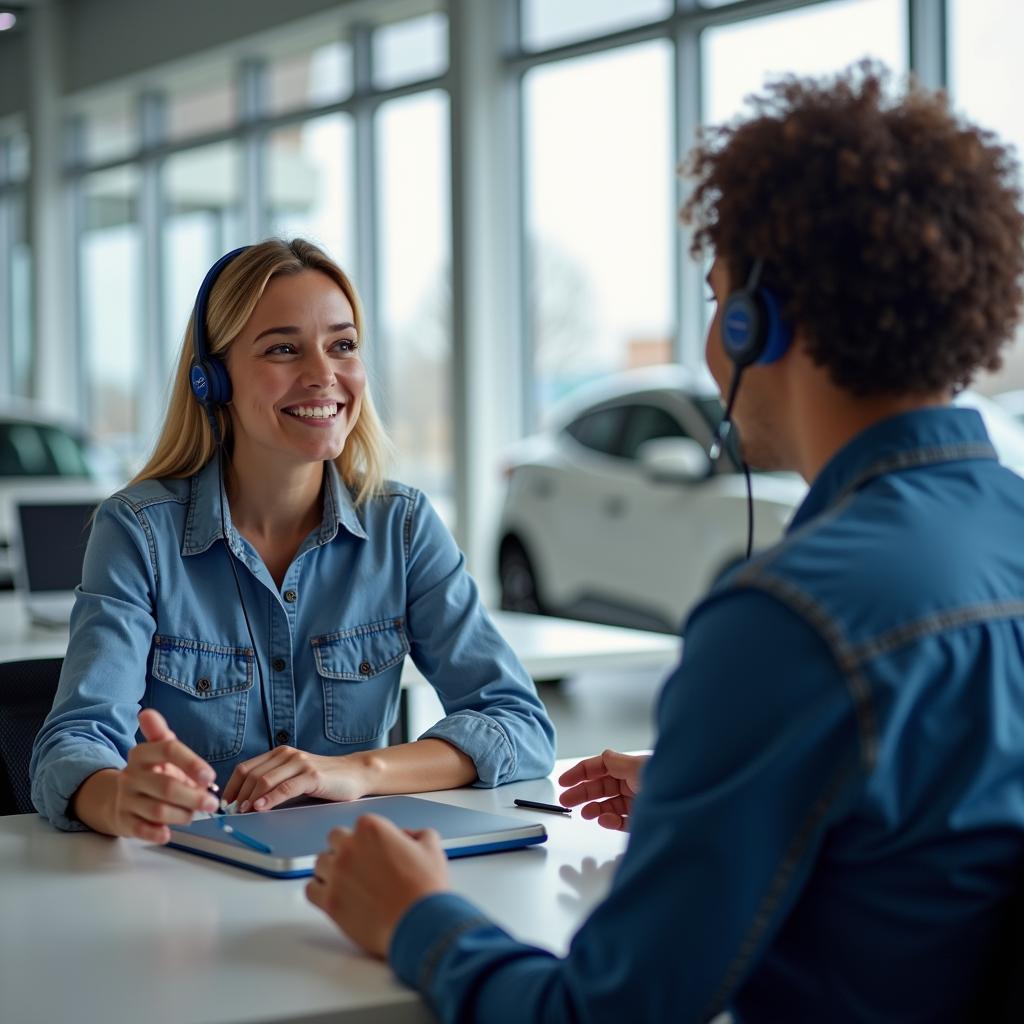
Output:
[182, 457, 367, 557]
[788, 406, 998, 532]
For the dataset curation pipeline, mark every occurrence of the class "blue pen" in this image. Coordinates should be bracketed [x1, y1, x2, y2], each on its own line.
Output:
[219, 821, 273, 854]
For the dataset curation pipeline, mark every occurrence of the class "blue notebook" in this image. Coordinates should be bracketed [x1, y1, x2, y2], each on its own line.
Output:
[167, 795, 547, 878]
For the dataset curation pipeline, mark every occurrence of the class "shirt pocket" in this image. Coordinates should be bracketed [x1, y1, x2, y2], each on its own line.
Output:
[311, 617, 409, 743]
[150, 635, 255, 762]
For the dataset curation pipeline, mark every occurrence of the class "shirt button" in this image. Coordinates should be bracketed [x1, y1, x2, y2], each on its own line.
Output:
[283, 589, 297, 603]
[276, 730, 289, 745]
[359, 661, 372, 676]
[196, 678, 211, 693]
[272, 657, 286, 672]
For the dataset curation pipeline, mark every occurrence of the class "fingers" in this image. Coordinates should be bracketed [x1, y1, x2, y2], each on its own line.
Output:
[560, 775, 625, 808]
[128, 815, 172, 845]
[134, 768, 219, 816]
[596, 811, 629, 832]
[131, 734, 215, 788]
[138, 708, 174, 743]
[557, 752, 614, 788]
[580, 795, 632, 830]
[248, 764, 314, 813]
[223, 748, 280, 805]
[305, 876, 326, 910]
[229, 748, 308, 812]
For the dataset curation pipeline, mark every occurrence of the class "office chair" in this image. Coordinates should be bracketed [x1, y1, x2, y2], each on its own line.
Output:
[0, 658, 63, 815]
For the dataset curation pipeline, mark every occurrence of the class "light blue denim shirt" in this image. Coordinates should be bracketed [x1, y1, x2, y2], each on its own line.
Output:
[30, 458, 555, 830]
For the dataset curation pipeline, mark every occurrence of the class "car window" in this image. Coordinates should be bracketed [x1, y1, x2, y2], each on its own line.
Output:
[0, 423, 93, 477]
[0, 423, 59, 476]
[38, 426, 92, 477]
[563, 406, 627, 456]
[618, 404, 688, 461]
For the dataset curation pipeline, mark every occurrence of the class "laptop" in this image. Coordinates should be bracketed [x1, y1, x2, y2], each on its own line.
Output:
[168, 795, 548, 878]
[13, 497, 99, 627]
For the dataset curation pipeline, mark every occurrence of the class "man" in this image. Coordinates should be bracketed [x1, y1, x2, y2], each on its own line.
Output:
[306, 64, 1024, 1022]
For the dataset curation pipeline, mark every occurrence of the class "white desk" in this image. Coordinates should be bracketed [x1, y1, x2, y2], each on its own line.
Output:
[0, 591, 681, 681]
[0, 760, 629, 1024]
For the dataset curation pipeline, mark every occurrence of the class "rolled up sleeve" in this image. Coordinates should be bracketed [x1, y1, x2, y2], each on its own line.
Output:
[30, 497, 158, 830]
[403, 490, 555, 786]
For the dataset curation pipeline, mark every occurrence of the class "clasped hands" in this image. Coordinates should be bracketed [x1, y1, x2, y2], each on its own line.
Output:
[306, 748, 648, 958]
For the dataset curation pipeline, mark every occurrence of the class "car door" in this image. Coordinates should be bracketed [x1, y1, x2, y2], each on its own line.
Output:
[547, 404, 632, 613]
[594, 395, 758, 632]
[577, 400, 719, 631]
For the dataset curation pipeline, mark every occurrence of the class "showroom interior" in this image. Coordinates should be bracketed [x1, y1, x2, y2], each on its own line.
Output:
[0, 0, 1019, 757]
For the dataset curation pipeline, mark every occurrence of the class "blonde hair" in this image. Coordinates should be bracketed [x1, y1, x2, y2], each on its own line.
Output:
[132, 238, 391, 504]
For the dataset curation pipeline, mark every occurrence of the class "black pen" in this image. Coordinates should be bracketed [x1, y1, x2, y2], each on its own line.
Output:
[514, 798, 571, 815]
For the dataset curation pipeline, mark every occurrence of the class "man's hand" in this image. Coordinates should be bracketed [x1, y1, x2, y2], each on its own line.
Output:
[223, 748, 373, 813]
[305, 815, 450, 958]
[73, 708, 219, 842]
[558, 749, 649, 832]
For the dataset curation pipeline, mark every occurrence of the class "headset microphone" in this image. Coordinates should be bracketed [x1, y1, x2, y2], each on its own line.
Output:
[709, 258, 793, 558]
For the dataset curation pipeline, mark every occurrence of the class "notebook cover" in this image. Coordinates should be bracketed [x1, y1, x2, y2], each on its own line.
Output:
[167, 795, 547, 878]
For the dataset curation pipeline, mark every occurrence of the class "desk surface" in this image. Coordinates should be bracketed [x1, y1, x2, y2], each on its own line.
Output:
[0, 760, 628, 1024]
[0, 591, 680, 681]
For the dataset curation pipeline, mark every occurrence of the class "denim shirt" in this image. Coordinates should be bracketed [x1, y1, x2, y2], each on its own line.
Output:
[388, 407, 1024, 1023]
[30, 458, 555, 830]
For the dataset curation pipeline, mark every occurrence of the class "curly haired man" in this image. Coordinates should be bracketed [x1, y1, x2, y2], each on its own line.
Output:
[306, 63, 1024, 1023]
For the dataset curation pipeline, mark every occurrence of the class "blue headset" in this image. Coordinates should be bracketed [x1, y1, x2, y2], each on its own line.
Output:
[721, 258, 792, 368]
[189, 246, 251, 411]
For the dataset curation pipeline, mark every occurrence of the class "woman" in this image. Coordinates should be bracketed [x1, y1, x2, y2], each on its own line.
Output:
[30, 238, 555, 842]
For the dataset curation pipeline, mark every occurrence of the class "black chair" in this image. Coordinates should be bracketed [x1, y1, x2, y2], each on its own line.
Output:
[0, 657, 63, 815]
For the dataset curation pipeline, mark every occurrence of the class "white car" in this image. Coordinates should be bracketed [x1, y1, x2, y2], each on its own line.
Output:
[496, 366, 806, 633]
[496, 368, 1024, 634]
[0, 401, 122, 584]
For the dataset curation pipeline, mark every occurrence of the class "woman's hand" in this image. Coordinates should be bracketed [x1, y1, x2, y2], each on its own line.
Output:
[72, 709, 219, 843]
[558, 749, 649, 832]
[223, 747, 373, 813]
[306, 816, 450, 957]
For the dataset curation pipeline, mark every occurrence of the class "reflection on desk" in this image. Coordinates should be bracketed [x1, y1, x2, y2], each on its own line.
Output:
[0, 759, 629, 1024]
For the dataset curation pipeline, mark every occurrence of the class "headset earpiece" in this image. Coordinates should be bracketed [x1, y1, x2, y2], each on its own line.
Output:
[189, 246, 250, 410]
[721, 259, 792, 368]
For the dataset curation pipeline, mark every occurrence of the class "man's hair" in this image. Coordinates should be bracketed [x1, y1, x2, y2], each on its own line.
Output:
[681, 61, 1024, 396]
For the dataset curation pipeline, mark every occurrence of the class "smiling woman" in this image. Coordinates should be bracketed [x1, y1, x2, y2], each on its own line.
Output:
[29, 238, 556, 842]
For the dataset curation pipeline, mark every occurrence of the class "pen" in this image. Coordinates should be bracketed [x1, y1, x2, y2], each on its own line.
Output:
[514, 798, 571, 815]
[219, 821, 274, 854]
[207, 782, 228, 815]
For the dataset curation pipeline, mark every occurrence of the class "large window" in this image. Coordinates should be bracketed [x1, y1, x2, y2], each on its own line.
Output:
[7, 190, 30, 397]
[702, 0, 908, 124]
[0, 130, 30, 399]
[161, 142, 244, 373]
[376, 90, 453, 512]
[264, 114, 355, 271]
[948, 0, 1024, 397]
[524, 42, 674, 419]
[521, 0, 672, 52]
[79, 167, 143, 447]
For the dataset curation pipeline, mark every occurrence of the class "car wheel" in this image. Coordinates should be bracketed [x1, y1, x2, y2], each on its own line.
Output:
[499, 538, 545, 615]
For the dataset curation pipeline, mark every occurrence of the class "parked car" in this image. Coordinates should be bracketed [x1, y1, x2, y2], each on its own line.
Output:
[496, 366, 806, 633]
[0, 401, 122, 585]
[496, 368, 1024, 634]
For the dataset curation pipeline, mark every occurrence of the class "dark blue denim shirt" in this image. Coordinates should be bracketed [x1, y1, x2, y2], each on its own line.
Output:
[388, 407, 1024, 1023]
[31, 459, 555, 830]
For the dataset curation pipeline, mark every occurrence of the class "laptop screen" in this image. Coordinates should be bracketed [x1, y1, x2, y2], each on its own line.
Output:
[16, 501, 97, 594]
